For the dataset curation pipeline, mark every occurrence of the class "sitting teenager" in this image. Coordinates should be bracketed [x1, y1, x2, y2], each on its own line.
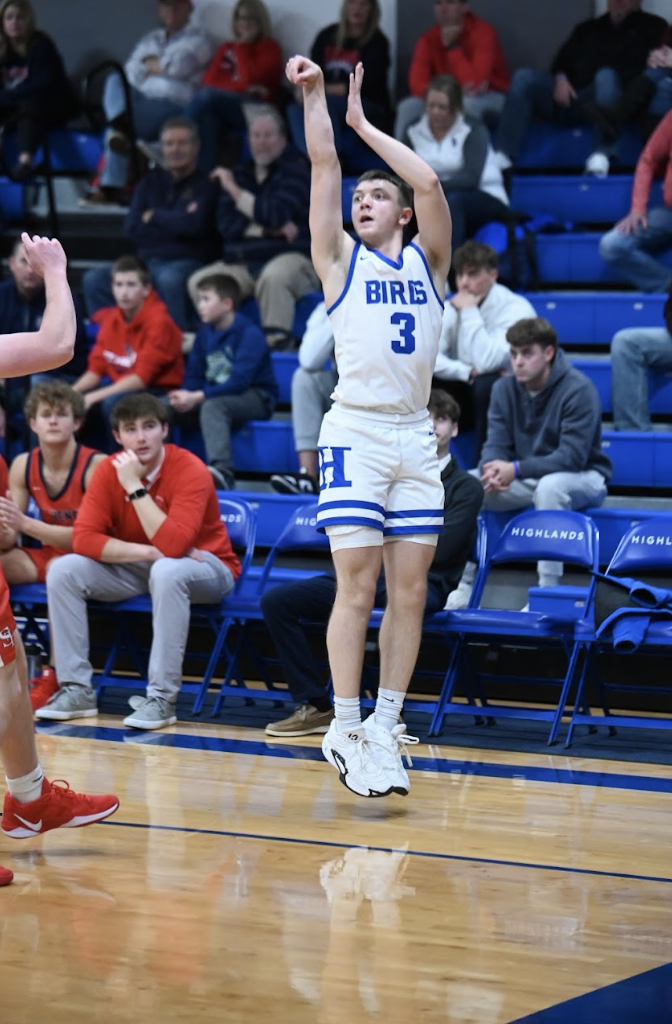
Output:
[0, 382, 105, 710]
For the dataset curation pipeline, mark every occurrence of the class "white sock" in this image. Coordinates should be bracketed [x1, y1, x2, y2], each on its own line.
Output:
[373, 688, 404, 732]
[6, 765, 45, 805]
[334, 696, 362, 733]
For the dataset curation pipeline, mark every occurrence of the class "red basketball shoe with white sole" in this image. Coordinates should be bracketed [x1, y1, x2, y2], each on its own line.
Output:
[29, 667, 59, 712]
[0, 865, 13, 885]
[2, 778, 119, 838]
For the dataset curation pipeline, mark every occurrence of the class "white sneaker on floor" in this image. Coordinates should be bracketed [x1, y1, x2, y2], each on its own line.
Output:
[321, 721, 401, 797]
[446, 582, 473, 610]
[584, 152, 609, 177]
[363, 719, 419, 795]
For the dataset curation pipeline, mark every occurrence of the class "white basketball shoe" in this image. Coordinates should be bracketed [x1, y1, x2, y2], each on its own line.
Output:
[363, 719, 420, 796]
[322, 721, 401, 797]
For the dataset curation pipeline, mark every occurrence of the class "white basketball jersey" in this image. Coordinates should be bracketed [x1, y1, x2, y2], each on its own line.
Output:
[327, 241, 445, 414]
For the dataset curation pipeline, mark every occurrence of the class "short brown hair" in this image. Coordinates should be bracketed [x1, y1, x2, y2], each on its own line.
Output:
[452, 241, 498, 275]
[24, 381, 86, 422]
[111, 255, 151, 287]
[110, 393, 169, 432]
[197, 274, 242, 307]
[506, 317, 558, 352]
[160, 116, 199, 144]
[428, 388, 461, 423]
[356, 169, 413, 212]
[425, 74, 463, 116]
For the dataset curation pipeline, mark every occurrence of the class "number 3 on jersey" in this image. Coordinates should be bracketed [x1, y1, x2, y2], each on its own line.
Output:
[390, 312, 416, 354]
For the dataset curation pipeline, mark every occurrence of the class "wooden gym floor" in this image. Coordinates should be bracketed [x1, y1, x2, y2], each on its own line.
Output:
[0, 714, 671, 1023]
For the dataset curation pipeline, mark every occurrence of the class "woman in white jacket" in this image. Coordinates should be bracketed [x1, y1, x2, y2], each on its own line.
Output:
[407, 75, 510, 249]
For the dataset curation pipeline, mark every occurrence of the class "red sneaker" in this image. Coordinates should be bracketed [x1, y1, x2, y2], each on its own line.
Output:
[0, 865, 13, 886]
[1, 778, 119, 838]
[29, 667, 59, 712]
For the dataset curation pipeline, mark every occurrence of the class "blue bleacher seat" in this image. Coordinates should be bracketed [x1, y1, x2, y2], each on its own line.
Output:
[516, 122, 642, 169]
[510, 175, 663, 225]
[271, 351, 299, 405]
[231, 419, 298, 476]
[525, 292, 666, 346]
[571, 357, 672, 415]
[535, 233, 672, 285]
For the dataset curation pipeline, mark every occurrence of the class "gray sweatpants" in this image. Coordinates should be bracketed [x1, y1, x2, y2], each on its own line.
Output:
[47, 552, 234, 702]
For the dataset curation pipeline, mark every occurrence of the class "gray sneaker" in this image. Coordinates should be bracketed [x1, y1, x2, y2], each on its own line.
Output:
[123, 696, 177, 730]
[265, 704, 334, 737]
[34, 684, 98, 721]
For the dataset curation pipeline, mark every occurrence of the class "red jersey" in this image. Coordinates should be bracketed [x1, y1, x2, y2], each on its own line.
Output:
[26, 444, 99, 529]
[0, 454, 16, 654]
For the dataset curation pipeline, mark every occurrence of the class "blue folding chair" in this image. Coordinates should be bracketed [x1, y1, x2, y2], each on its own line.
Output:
[90, 496, 257, 700]
[566, 515, 672, 746]
[429, 509, 599, 743]
[193, 502, 331, 717]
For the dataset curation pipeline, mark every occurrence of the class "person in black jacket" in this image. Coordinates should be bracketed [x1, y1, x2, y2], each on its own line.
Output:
[261, 390, 484, 738]
[0, 0, 79, 178]
[492, 0, 666, 177]
[81, 118, 219, 330]
[188, 105, 320, 347]
[286, 0, 391, 160]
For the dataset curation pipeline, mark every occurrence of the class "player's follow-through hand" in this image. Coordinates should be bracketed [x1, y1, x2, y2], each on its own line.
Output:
[286, 55, 322, 89]
[21, 234, 67, 277]
[346, 62, 366, 131]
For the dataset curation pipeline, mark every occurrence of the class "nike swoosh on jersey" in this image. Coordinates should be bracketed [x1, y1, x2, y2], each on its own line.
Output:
[15, 814, 42, 832]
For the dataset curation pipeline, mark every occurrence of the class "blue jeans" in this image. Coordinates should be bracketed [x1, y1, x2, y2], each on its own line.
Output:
[183, 88, 251, 170]
[599, 206, 672, 292]
[82, 258, 201, 329]
[495, 67, 623, 160]
[611, 326, 672, 430]
[645, 67, 672, 119]
[100, 72, 182, 188]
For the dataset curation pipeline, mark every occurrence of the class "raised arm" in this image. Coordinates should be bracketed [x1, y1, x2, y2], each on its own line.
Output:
[0, 234, 76, 378]
[286, 55, 352, 297]
[346, 64, 451, 284]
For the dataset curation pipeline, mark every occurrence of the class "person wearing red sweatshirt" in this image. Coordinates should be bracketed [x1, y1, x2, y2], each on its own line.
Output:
[395, 0, 509, 140]
[73, 254, 184, 449]
[35, 392, 241, 732]
[183, 0, 282, 169]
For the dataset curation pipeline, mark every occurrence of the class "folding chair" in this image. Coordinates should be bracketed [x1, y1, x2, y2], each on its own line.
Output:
[566, 515, 672, 746]
[92, 496, 257, 699]
[192, 502, 331, 716]
[429, 509, 599, 744]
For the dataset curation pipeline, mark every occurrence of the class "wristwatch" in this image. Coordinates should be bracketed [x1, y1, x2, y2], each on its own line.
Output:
[128, 487, 148, 502]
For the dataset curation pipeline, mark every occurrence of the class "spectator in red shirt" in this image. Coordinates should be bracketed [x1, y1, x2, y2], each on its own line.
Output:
[599, 106, 672, 291]
[73, 255, 184, 449]
[183, 0, 282, 170]
[35, 393, 241, 731]
[394, 0, 509, 141]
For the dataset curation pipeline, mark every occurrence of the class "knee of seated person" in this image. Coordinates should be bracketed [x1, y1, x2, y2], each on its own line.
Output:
[593, 66, 621, 89]
[45, 552, 81, 588]
[510, 67, 542, 94]
[533, 474, 568, 508]
[149, 558, 183, 589]
[611, 329, 637, 357]
[599, 228, 627, 260]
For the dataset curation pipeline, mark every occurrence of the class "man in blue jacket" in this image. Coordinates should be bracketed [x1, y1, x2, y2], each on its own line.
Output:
[188, 106, 320, 347]
[82, 118, 219, 329]
[166, 273, 277, 489]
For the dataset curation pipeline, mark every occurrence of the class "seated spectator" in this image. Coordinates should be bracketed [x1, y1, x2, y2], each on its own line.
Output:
[394, 0, 509, 142]
[82, 0, 214, 205]
[287, 0, 392, 158]
[0, 382, 105, 710]
[0, 233, 89, 437]
[35, 394, 240, 731]
[74, 256, 183, 450]
[407, 76, 510, 250]
[450, 318, 612, 608]
[611, 281, 672, 430]
[262, 389, 483, 737]
[435, 241, 536, 461]
[166, 273, 277, 490]
[188, 106, 320, 347]
[82, 118, 220, 329]
[0, 0, 80, 179]
[599, 108, 672, 292]
[270, 301, 335, 496]
[184, 0, 282, 171]
[492, 0, 666, 177]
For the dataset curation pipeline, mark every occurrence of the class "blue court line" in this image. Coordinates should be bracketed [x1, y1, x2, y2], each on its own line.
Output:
[36, 721, 672, 796]
[99, 818, 672, 886]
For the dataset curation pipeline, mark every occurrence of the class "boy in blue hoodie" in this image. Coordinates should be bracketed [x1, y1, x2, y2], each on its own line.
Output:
[167, 274, 278, 488]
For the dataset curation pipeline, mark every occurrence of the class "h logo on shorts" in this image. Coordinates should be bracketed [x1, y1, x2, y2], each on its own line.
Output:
[318, 446, 352, 491]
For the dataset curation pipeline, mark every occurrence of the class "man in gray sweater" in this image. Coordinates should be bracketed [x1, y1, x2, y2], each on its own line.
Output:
[449, 316, 611, 606]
